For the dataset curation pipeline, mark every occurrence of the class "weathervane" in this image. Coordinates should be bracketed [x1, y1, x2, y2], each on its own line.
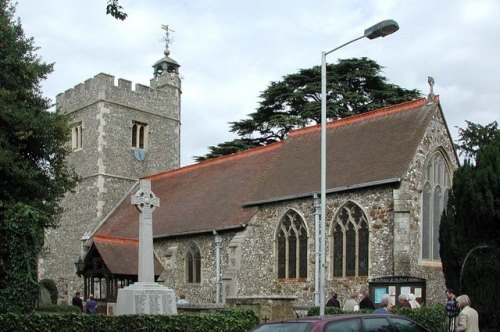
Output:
[161, 24, 174, 56]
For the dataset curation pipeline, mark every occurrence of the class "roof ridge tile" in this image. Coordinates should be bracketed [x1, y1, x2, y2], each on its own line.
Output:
[146, 139, 283, 181]
[288, 97, 435, 137]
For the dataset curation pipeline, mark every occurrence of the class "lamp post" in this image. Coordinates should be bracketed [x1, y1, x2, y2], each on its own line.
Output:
[319, 19, 399, 316]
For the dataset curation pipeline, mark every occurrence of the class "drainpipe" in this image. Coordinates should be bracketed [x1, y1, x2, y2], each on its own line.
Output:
[313, 194, 320, 306]
[80, 231, 91, 257]
[213, 230, 222, 304]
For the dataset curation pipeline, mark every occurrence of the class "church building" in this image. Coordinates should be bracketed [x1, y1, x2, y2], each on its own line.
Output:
[93, 93, 458, 307]
[40, 31, 458, 308]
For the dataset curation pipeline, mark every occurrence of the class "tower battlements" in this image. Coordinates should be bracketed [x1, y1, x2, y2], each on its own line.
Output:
[56, 73, 181, 120]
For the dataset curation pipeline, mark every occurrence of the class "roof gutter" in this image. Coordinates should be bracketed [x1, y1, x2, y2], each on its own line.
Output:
[153, 223, 246, 240]
[242, 177, 401, 207]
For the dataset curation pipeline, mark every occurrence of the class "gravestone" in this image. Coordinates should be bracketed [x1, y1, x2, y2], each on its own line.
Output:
[115, 180, 177, 315]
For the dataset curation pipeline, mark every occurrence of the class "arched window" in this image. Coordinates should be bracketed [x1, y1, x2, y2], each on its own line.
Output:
[276, 210, 308, 279]
[422, 151, 451, 261]
[331, 201, 369, 278]
[186, 243, 201, 284]
[71, 123, 82, 151]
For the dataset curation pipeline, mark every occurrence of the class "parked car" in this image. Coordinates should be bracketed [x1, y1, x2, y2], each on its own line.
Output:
[251, 314, 429, 332]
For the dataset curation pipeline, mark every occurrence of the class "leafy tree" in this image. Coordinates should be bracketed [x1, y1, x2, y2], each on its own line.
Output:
[196, 139, 262, 162]
[195, 57, 420, 162]
[0, 0, 76, 312]
[106, 0, 127, 20]
[440, 121, 500, 330]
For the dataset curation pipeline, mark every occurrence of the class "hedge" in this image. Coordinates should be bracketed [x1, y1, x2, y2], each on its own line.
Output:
[307, 304, 446, 332]
[36, 305, 81, 313]
[0, 308, 259, 332]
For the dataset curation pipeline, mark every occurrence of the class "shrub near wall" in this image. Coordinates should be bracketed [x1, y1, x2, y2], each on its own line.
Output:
[391, 305, 446, 332]
[307, 304, 446, 332]
[0, 309, 259, 332]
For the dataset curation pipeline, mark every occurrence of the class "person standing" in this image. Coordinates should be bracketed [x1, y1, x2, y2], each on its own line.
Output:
[455, 295, 479, 332]
[445, 289, 460, 331]
[343, 292, 359, 312]
[408, 293, 421, 309]
[326, 292, 340, 308]
[177, 294, 189, 305]
[86, 294, 97, 315]
[359, 290, 375, 310]
[372, 296, 392, 314]
[397, 294, 411, 308]
[71, 291, 83, 312]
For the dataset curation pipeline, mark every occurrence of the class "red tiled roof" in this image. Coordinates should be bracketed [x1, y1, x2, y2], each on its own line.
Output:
[96, 142, 281, 239]
[247, 97, 438, 204]
[90, 235, 163, 276]
[96, 97, 440, 239]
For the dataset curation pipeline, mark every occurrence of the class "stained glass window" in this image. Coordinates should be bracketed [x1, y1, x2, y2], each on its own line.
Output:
[333, 223, 343, 277]
[186, 243, 201, 283]
[331, 201, 369, 277]
[422, 151, 451, 261]
[276, 210, 308, 279]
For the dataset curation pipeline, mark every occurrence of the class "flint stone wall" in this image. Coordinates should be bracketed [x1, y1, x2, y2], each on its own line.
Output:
[398, 107, 458, 303]
[41, 72, 181, 302]
[155, 104, 458, 306]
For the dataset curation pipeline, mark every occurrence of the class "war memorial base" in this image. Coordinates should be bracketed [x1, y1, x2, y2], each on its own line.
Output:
[115, 282, 177, 315]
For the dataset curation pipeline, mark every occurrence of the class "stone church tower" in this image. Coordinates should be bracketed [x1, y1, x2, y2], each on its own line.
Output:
[38, 41, 181, 302]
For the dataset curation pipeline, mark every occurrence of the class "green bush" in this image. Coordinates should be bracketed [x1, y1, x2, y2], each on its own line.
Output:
[0, 308, 259, 332]
[39, 279, 58, 305]
[307, 304, 446, 332]
[36, 305, 80, 314]
[391, 304, 446, 332]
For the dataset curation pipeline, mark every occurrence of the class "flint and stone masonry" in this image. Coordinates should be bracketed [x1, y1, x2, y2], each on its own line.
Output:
[39, 61, 181, 302]
[154, 107, 457, 306]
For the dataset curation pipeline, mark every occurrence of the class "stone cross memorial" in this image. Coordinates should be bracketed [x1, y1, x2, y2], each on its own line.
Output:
[115, 180, 177, 315]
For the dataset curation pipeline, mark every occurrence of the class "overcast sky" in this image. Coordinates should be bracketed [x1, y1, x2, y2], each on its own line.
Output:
[16, 0, 499, 166]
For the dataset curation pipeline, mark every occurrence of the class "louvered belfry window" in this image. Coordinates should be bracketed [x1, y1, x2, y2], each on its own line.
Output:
[331, 201, 369, 278]
[277, 210, 308, 279]
[131, 121, 148, 149]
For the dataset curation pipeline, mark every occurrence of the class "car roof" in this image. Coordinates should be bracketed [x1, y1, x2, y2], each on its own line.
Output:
[259, 314, 429, 332]
[266, 313, 410, 324]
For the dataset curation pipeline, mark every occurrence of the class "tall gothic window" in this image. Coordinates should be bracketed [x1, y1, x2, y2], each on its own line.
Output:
[131, 121, 148, 149]
[71, 123, 82, 151]
[186, 243, 201, 284]
[331, 201, 369, 278]
[276, 210, 308, 279]
[422, 150, 451, 261]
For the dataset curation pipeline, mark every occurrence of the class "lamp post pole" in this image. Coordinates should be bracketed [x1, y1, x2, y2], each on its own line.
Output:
[318, 19, 399, 316]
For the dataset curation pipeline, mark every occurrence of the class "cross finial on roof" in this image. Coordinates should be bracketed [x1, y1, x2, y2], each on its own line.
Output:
[161, 24, 175, 56]
[427, 76, 435, 102]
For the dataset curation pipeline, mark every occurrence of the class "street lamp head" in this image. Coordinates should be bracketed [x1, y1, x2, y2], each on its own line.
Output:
[74, 257, 85, 277]
[364, 19, 399, 40]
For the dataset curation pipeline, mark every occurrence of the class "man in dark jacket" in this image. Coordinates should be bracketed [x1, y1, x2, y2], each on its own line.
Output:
[359, 290, 375, 310]
[326, 291, 340, 308]
[71, 291, 83, 312]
